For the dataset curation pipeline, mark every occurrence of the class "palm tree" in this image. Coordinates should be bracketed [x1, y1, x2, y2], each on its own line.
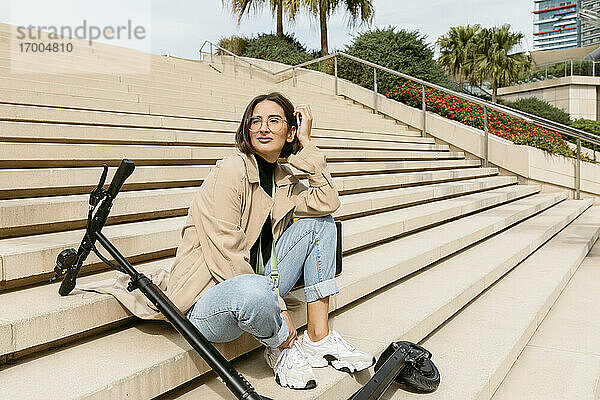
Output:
[285, 0, 374, 56]
[466, 24, 530, 103]
[437, 25, 480, 91]
[223, 0, 292, 37]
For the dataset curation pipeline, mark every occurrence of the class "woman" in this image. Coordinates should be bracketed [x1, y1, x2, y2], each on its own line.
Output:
[166, 92, 375, 390]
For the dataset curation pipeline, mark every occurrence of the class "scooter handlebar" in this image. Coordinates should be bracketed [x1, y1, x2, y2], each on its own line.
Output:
[107, 159, 135, 199]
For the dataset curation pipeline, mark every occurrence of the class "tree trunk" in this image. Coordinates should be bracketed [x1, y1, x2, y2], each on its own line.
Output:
[492, 78, 498, 103]
[319, 2, 328, 56]
[276, 1, 283, 37]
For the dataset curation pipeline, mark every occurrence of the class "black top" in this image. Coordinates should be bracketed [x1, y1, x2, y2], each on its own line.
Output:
[249, 153, 277, 274]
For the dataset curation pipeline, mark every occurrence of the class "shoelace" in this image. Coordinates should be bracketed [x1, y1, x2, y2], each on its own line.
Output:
[277, 340, 310, 369]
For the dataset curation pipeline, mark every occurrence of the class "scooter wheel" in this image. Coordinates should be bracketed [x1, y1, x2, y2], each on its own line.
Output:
[397, 355, 440, 393]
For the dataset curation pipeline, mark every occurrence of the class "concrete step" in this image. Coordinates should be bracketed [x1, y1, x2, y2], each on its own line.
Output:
[342, 184, 539, 252]
[168, 199, 594, 400]
[383, 204, 600, 400]
[0, 215, 185, 287]
[491, 232, 600, 400]
[0, 47, 203, 75]
[0, 181, 526, 358]
[0, 122, 446, 152]
[0, 63, 350, 108]
[0, 49, 289, 89]
[0, 74, 380, 123]
[0, 174, 510, 288]
[0, 86, 408, 134]
[0, 177, 521, 358]
[0, 73, 378, 117]
[0, 71, 129, 92]
[0, 103, 423, 142]
[0, 142, 464, 168]
[0, 75, 140, 102]
[0, 50, 195, 77]
[1, 165, 495, 200]
[0, 59, 404, 133]
[0, 45, 248, 78]
[0, 60, 293, 103]
[1, 172, 506, 238]
[0, 89, 405, 134]
[0, 87, 151, 113]
[0, 193, 574, 399]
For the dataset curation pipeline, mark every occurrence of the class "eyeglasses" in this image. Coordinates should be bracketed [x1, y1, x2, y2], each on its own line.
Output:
[249, 116, 288, 133]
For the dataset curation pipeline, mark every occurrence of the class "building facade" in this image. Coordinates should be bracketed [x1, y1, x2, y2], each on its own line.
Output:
[533, 0, 600, 51]
[580, 0, 600, 46]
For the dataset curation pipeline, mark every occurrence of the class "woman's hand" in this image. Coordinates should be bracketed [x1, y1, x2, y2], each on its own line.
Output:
[293, 104, 313, 147]
[278, 310, 297, 349]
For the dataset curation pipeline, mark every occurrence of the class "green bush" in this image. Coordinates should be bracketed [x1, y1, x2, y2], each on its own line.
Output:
[502, 98, 599, 153]
[216, 35, 249, 56]
[569, 118, 600, 151]
[242, 33, 317, 66]
[337, 27, 452, 95]
[504, 97, 571, 125]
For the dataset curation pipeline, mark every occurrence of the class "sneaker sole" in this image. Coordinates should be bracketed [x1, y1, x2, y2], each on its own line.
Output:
[275, 374, 317, 390]
[324, 355, 377, 374]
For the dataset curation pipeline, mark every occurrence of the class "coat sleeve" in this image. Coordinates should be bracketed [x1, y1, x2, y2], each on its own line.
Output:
[287, 141, 341, 218]
[189, 157, 288, 311]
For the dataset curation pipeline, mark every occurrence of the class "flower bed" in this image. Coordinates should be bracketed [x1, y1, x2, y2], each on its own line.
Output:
[384, 81, 591, 161]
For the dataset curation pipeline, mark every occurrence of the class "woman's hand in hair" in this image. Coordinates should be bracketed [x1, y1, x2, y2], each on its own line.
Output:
[277, 310, 298, 349]
[294, 104, 313, 147]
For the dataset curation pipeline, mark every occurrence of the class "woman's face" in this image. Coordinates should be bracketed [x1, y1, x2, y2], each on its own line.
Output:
[249, 100, 296, 162]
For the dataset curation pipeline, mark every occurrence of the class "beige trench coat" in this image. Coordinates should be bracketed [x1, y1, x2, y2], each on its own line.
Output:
[78, 141, 341, 320]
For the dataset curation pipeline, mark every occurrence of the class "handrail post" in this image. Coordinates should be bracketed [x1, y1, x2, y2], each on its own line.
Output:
[594, 144, 597, 162]
[484, 106, 489, 168]
[373, 67, 378, 114]
[421, 84, 426, 137]
[334, 56, 338, 96]
[210, 43, 213, 63]
[249, 64, 253, 79]
[221, 52, 224, 65]
[546, 64, 548, 79]
[571, 59, 574, 76]
[576, 138, 581, 200]
[233, 56, 237, 75]
[594, 62, 596, 77]
[565, 61, 567, 77]
[292, 68, 296, 87]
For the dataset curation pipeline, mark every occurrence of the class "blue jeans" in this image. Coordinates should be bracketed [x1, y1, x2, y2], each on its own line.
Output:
[186, 214, 339, 348]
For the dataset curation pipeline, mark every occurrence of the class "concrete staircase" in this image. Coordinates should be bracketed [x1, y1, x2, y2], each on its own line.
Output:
[0, 23, 598, 399]
[491, 231, 600, 400]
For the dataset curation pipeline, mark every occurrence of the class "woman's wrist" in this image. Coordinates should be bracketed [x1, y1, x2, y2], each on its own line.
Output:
[298, 138, 310, 148]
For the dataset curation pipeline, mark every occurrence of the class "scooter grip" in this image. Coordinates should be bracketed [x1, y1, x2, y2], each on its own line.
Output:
[107, 159, 135, 199]
[58, 268, 78, 296]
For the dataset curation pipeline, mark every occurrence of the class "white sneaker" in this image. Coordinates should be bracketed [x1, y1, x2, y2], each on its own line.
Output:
[264, 340, 317, 390]
[302, 330, 376, 373]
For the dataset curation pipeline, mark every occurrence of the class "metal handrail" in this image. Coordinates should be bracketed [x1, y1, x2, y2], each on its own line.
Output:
[531, 58, 600, 79]
[199, 40, 600, 199]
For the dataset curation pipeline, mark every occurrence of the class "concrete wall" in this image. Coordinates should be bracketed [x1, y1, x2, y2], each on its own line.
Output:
[498, 76, 600, 121]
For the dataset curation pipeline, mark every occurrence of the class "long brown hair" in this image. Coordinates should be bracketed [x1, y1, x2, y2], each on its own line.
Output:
[235, 92, 301, 158]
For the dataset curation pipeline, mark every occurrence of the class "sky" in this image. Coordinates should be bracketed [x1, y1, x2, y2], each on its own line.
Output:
[2, 0, 535, 59]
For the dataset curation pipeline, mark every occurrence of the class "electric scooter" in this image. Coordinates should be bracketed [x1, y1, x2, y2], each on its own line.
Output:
[52, 159, 440, 400]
